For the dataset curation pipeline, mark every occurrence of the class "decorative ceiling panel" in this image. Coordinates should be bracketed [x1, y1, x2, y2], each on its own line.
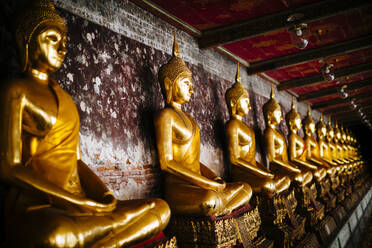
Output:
[148, 0, 320, 31]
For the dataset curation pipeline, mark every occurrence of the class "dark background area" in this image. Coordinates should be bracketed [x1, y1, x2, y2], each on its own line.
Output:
[350, 124, 372, 175]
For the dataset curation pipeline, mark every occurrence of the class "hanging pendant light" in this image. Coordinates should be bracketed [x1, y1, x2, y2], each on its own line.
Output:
[321, 63, 335, 81]
[338, 85, 348, 99]
[288, 23, 309, 50]
[350, 98, 358, 110]
[287, 13, 309, 50]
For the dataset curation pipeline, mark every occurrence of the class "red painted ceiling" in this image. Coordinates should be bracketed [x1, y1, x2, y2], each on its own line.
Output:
[130, 0, 372, 125]
[148, 0, 320, 30]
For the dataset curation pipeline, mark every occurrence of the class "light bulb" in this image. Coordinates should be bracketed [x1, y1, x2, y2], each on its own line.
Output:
[289, 23, 309, 50]
[321, 63, 335, 82]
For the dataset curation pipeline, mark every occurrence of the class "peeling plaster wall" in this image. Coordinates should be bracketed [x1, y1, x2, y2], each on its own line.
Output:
[1, 0, 327, 200]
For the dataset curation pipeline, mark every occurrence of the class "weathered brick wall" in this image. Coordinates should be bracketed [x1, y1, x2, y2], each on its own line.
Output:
[1, 0, 327, 200]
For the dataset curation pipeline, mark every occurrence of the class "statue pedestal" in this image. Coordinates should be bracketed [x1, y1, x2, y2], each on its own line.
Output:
[343, 191, 358, 211]
[260, 190, 306, 248]
[132, 233, 178, 248]
[315, 215, 337, 244]
[294, 183, 325, 231]
[330, 205, 347, 225]
[316, 178, 337, 213]
[296, 233, 320, 248]
[166, 205, 271, 248]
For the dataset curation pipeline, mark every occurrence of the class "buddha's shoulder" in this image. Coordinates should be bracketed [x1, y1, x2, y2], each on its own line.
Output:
[226, 119, 240, 129]
[226, 119, 252, 132]
[0, 77, 33, 95]
[155, 107, 178, 121]
[263, 127, 273, 135]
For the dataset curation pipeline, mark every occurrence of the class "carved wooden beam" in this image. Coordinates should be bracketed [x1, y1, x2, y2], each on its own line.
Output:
[247, 35, 372, 75]
[198, 0, 371, 49]
[278, 62, 372, 91]
[298, 78, 372, 101]
[312, 91, 372, 109]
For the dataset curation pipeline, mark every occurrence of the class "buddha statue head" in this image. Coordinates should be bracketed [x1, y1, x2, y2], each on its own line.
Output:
[341, 126, 347, 144]
[326, 118, 335, 142]
[15, 0, 66, 73]
[303, 105, 315, 137]
[346, 129, 352, 145]
[263, 85, 282, 128]
[158, 31, 193, 105]
[316, 113, 327, 140]
[285, 97, 301, 133]
[225, 63, 250, 118]
[334, 121, 341, 143]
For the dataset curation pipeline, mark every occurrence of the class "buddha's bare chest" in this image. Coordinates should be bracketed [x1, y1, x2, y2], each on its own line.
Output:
[238, 125, 253, 146]
[172, 112, 194, 142]
[22, 86, 58, 136]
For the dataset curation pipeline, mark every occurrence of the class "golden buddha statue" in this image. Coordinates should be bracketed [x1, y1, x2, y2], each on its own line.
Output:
[286, 100, 325, 227]
[334, 122, 349, 164]
[225, 64, 290, 195]
[326, 119, 346, 202]
[326, 119, 344, 165]
[0, 1, 170, 247]
[302, 106, 328, 178]
[155, 32, 252, 217]
[316, 114, 337, 168]
[346, 130, 362, 165]
[263, 87, 312, 186]
[263, 87, 310, 245]
[340, 126, 356, 164]
[312, 113, 338, 212]
[286, 100, 318, 173]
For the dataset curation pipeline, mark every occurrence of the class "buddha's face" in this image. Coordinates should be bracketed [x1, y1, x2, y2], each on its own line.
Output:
[335, 130, 341, 141]
[271, 108, 282, 126]
[327, 128, 334, 140]
[307, 122, 315, 134]
[342, 132, 346, 141]
[236, 96, 251, 116]
[318, 126, 326, 139]
[289, 115, 301, 132]
[173, 74, 193, 104]
[31, 27, 67, 73]
[294, 116, 302, 131]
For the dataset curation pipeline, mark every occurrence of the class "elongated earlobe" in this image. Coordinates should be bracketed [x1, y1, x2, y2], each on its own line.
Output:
[164, 77, 173, 104]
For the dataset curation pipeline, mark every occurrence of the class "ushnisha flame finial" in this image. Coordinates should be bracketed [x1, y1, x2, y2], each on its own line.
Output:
[307, 104, 312, 116]
[236, 62, 241, 84]
[271, 84, 275, 99]
[173, 30, 180, 57]
[291, 96, 296, 110]
[320, 112, 324, 122]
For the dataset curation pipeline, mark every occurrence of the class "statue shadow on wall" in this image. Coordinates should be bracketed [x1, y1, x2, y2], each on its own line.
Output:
[209, 78, 231, 179]
[0, 0, 24, 80]
[247, 84, 269, 171]
[0, 0, 28, 241]
[136, 62, 165, 197]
